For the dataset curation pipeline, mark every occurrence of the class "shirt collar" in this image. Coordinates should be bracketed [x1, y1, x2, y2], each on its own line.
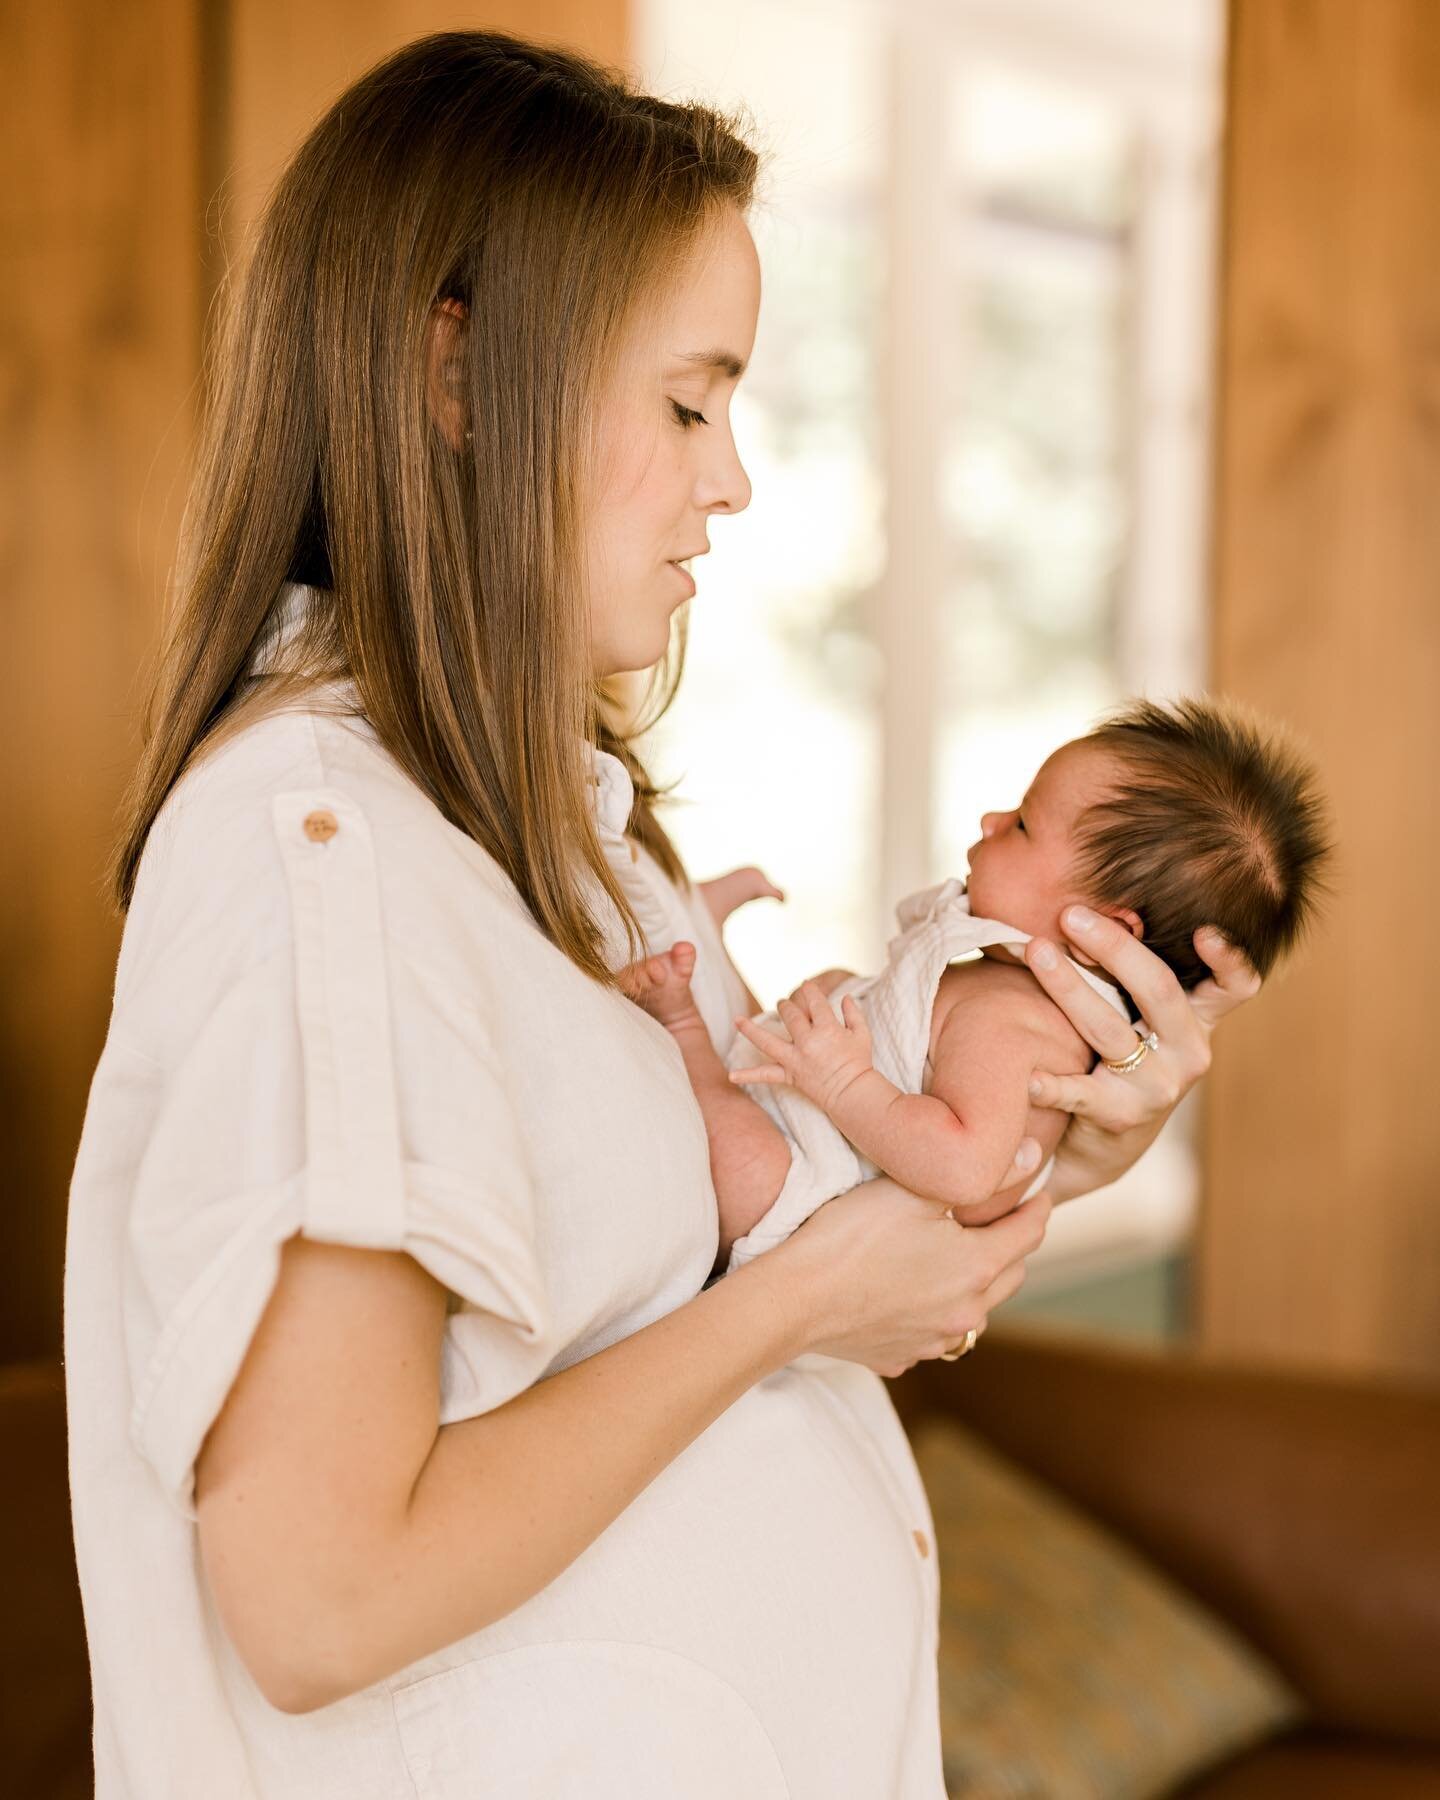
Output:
[585, 744, 636, 839]
[247, 580, 316, 676]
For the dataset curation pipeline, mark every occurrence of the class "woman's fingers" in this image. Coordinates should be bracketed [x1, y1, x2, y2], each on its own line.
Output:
[1026, 1070, 1094, 1117]
[1057, 906, 1207, 1047]
[965, 1189, 1052, 1272]
[1023, 915, 1257, 1050]
[1007, 1135, 1043, 1182]
[1023, 935, 1145, 1063]
[1026, 1068, 1150, 1123]
[1186, 927, 1263, 1031]
[978, 1251, 1029, 1313]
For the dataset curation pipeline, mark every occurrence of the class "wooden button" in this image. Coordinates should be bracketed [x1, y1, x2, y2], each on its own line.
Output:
[912, 1529, 930, 1558]
[303, 808, 339, 843]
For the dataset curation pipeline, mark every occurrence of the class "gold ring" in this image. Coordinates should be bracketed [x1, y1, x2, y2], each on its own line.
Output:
[938, 1327, 978, 1362]
[1102, 1028, 1159, 1075]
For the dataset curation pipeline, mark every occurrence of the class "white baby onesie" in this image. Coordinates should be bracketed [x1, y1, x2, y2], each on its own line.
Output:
[725, 877, 1130, 1272]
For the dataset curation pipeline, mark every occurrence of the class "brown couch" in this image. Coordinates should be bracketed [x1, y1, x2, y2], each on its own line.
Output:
[7, 1334, 1440, 1797]
[893, 1326, 1440, 1796]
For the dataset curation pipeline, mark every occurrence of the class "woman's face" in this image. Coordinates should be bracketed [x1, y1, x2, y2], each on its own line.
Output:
[585, 205, 760, 676]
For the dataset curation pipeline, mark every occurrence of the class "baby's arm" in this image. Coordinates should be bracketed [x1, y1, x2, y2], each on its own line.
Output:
[622, 944, 792, 1258]
[732, 969, 1084, 1215]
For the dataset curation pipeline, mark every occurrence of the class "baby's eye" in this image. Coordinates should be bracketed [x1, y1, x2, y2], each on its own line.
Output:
[1016, 815, 1027, 834]
[669, 400, 708, 430]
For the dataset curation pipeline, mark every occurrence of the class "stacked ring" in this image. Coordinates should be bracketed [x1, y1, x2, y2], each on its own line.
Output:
[1102, 1027, 1159, 1075]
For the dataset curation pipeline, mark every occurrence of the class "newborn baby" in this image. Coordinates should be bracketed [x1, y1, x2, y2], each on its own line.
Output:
[626, 697, 1330, 1272]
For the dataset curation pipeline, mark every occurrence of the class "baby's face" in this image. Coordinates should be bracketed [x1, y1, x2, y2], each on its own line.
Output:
[964, 739, 1118, 942]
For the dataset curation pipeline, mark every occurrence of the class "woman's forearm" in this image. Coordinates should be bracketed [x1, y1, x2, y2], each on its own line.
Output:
[318, 1255, 809, 1709]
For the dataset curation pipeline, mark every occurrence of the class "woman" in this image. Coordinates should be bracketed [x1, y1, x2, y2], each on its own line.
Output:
[64, 29, 1259, 1798]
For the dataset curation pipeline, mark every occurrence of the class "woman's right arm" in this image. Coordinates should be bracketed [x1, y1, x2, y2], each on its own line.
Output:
[195, 1179, 1048, 1715]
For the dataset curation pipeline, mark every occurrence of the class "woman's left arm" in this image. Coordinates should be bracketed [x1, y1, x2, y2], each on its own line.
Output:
[1019, 906, 1263, 1205]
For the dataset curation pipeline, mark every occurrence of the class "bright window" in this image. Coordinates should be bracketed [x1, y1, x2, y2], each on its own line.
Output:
[634, 0, 1223, 1287]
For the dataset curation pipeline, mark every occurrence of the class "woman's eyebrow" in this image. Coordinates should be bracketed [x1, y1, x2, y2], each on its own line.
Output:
[671, 348, 747, 379]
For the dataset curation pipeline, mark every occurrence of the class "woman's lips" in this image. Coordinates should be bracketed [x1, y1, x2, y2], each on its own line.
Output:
[667, 560, 696, 596]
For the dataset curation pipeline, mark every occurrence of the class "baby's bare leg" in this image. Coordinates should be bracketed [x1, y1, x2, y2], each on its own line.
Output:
[625, 943, 792, 1257]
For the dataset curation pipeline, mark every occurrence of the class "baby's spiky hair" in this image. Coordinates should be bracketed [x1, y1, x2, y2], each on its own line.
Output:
[1076, 696, 1333, 991]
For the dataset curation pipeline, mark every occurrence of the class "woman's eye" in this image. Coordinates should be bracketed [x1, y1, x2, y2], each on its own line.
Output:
[669, 400, 708, 430]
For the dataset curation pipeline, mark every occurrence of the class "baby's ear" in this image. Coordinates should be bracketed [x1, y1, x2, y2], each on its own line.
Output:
[1065, 906, 1144, 968]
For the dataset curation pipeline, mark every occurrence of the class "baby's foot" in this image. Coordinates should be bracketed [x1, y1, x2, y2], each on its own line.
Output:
[621, 941, 706, 1036]
[698, 866, 785, 931]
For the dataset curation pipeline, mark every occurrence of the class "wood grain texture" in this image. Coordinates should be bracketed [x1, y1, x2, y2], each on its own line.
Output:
[224, 2, 629, 265]
[0, 0, 205, 1360]
[0, 1, 628, 1359]
[1202, 0, 1440, 1377]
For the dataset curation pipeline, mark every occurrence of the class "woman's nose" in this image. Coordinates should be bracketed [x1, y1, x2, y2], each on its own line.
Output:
[698, 425, 753, 517]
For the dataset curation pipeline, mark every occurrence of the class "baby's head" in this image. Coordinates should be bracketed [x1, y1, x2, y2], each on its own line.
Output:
[964, 696, 1332, 994]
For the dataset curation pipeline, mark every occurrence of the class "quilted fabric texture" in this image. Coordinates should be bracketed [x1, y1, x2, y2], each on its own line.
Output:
[911, 1420, 1303, 1799]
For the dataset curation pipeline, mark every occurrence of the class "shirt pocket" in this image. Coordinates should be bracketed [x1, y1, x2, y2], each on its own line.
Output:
[391, 1639, 791, 1799]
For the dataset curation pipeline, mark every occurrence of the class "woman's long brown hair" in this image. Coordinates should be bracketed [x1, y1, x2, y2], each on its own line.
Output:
[109, 29, 761, 981]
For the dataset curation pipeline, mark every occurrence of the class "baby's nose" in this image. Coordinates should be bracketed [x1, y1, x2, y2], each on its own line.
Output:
[980, 811, 1004, 838]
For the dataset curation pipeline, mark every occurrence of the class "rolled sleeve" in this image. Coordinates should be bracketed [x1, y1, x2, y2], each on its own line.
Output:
[125, 784, 549, 1522]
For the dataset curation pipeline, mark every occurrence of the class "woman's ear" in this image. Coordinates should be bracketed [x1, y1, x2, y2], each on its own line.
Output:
[426, 298, 470, 452]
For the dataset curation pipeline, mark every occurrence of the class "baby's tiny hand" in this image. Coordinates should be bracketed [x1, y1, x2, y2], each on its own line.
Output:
[730, 984, 874, 1114]
[698, 866, 786, 931]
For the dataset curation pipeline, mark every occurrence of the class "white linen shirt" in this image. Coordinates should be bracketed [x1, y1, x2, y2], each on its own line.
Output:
[64, 620, 946, 1797]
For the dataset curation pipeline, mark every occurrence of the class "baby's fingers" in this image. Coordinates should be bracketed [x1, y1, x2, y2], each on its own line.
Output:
[735, 1014, 793, 1063]
[840, 995, 871, 1044]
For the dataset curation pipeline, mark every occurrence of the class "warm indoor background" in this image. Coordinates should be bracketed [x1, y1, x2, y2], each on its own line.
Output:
[6, 0, 1435, 1377]
[4, 2, 1438, 1795]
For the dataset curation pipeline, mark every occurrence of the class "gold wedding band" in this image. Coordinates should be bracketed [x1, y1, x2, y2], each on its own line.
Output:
[939, 1328, 978, 1362]
[1102, 1028, 1159, 1075]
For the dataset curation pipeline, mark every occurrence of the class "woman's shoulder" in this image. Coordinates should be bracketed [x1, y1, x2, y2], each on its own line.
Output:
[116, 688, 530, 1037]
[158, 686, 411, 832]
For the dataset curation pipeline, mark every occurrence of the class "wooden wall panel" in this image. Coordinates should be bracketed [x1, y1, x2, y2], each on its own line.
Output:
[1202, 0, 1440, 1378]
[225, 2, 629, 260]
[0, 0, 207, 1361]
[0, 1, 628, 1360]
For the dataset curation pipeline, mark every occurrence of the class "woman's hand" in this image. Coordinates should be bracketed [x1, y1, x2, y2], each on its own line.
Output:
[758, 1176, 1052, 1377]
[1022, 907, 1262, 1204]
